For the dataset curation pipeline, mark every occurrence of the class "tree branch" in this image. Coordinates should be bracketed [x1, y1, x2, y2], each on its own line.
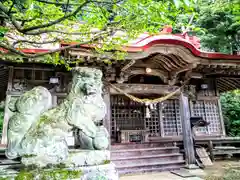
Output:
[12, 39, 60, 48]
[36, 0, 124, 6]
[21, 1, 90, 33]
[0, 31, 110, 58]
[0, 2, 23, 32]
[7, 0, 15, 15]
[36, 0, 83, 6]
[14, 29, 101, 36]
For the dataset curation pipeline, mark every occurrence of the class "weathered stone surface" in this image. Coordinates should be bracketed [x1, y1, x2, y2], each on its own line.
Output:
[66, 150, 110, 167]
[77, 126, 109, 150]
[80, 163, 118, 180]
[6, 86, 52, 159]
[5, 67, 110, 168]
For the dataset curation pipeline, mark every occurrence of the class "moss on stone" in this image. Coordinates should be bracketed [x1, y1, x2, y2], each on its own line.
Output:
[103, 160, 110, 164]
[15, 170, 33, 180]
[14, 168, 82, 180]
[22, 154, 36, 158]
[0, 177, 12, 180]
[38, 115, 51, 125]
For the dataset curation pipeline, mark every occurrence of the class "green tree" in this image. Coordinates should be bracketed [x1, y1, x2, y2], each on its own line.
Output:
[196, 0, 240, 54]
[221, 90, 240, 136]
[0, 0, 196, 64]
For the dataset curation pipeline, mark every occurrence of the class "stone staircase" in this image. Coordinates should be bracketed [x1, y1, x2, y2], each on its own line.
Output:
[111, 143, 185, 175]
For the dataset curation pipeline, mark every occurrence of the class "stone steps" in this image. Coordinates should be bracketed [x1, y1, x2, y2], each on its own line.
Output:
[118, 160, 185, 175]
[112, 153, 183, 166]
[111, 147, 180, 157]
[111, 143, 185, 175]
[111, 142, 173, 150]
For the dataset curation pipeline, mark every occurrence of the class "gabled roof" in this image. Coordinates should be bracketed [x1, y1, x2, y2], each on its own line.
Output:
[1, 26, 239, 60]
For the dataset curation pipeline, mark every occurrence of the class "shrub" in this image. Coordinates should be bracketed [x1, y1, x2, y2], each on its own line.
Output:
[206, 169, 240, 180]
[220, 90, 240, 136]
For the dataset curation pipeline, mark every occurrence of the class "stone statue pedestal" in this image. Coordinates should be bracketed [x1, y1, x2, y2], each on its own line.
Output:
[0, 162, 118, 180]
[2, 150, 118, 180]
[21, 150, 111, 167]
[66, 149, 111, 167]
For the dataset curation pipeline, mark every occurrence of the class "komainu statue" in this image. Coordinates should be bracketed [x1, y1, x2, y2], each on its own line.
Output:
[6, 67, 110, 167]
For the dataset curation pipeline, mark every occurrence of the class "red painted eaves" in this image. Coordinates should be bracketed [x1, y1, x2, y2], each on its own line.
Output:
[123, 38, 240, 60]
[1, 36, 240, 61]
[0, 48, 50, 54]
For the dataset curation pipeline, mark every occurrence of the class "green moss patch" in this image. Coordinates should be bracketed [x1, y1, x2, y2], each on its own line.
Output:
[103, 160, 110, 165]
[14, 168, 82, 180]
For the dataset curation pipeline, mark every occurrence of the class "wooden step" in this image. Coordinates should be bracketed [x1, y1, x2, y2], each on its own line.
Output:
[111, 142, 174, 150]
[112, 153, 183, 166]
[118, 160, 185, 175]
[111, 143, 185, 175]
[111, 147, 179, 157]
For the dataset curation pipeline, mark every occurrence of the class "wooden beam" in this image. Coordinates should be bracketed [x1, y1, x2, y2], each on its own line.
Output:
[13, 67, 54, 71]
[197, 96, 219, 101]
[110, 83, 180, 95]
[180, 93, 196, 167]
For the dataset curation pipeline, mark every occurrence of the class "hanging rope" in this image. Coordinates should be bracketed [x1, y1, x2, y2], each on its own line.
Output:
[108, 79, 190, 104]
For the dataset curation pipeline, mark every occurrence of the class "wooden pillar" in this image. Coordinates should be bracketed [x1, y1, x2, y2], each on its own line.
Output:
[1, 95, 11, 145]
[217, 99, 226, 137]
[180, 93, 196, 168]
[103, 85, 111, 150]
[159, 103, 164, 137]
[1, 67, 14, 145]
[208, 140, 214, 162]
[215, 79, 226, 137]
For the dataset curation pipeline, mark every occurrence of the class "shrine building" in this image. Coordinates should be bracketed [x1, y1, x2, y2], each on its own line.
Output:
[0, 30, 240, 174]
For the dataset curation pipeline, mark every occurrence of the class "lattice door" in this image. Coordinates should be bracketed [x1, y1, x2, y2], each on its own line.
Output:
[191, 101, 208, 134]
[145, 103, 160, 137]
[162, 99, 182, 136]
[191, 100, 221, 135]
[110, 95, 183, 141]
[204, 100, 221, 135]
[111, 95, 144, 140]
[110, 95, 161, 141]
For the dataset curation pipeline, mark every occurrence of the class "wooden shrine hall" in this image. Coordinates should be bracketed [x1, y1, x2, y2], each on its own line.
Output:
[0, 32, 240, 174]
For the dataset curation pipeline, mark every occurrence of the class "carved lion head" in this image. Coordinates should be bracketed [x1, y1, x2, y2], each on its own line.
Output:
[71, 67, 103, 96]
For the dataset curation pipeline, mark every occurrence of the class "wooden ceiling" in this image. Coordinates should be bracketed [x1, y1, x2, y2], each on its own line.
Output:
[217, 78, 240, 93]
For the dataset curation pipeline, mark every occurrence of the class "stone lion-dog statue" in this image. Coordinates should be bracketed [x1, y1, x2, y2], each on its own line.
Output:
[6, 67, 109, 167]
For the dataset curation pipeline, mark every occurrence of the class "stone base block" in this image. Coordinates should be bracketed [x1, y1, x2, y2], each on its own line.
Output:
[0, 163, 118, 180]
[66, 149, 110, 167]
[21, 149, 110, 168]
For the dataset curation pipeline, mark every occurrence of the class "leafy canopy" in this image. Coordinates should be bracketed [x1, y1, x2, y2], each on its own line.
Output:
[0, 0, 196, 63]
[193, 0, 240, 54]
[221, 90, 240, 136]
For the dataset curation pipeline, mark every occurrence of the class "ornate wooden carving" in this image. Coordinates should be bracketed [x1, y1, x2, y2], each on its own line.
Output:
[121, 67, 168, 84]
[110, 83, 180, 95]
[120, 130, 149, 143]
[183, 85, 197, 100]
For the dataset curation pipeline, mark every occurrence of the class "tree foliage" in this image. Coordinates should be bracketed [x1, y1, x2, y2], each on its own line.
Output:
[195, 0, 240, 54]
[0, 0, 196, 63]
[0, 0, 239, 64]
[221, 90, 240, 136]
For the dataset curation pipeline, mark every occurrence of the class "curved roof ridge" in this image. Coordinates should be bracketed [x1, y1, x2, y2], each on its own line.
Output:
[123, 34, 240, 60]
